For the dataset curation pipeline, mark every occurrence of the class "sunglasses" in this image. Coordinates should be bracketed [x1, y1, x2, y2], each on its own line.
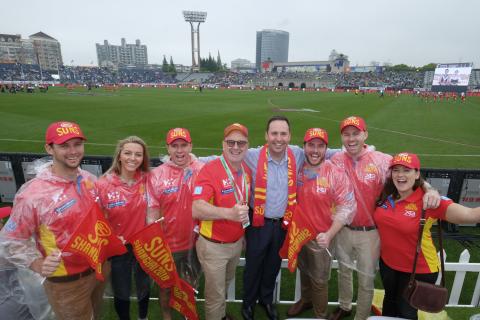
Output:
[224, 140, 248, 148]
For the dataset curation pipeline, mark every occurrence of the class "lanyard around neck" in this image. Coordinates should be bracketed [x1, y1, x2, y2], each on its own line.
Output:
[220, 155, 248, 204]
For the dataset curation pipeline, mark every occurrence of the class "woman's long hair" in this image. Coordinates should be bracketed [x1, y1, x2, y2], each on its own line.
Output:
[107, 136, 150, 175]
[376, 170, 425, 206]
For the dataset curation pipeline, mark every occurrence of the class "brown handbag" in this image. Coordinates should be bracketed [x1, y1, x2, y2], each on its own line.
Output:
[403, 209, 448, 313]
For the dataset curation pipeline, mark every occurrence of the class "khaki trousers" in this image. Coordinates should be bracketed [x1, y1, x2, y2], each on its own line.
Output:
[196, 236, 243, 320]
[43, 262, 109, 320]
[335, 227, 380, 320]
[298, 239, 333, 318]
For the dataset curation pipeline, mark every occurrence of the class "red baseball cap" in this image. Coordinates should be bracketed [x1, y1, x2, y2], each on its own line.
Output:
[166, 128, 191, 144]
[0, 206, 12, 219]
[224, 123, 248, 138]
[304, 128, 328, 144]
[340, 116, 367, 132]
[45, 121, 86, 144]
[390, 152, 421, 170]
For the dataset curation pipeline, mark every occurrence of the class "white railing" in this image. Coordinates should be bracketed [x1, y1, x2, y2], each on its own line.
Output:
[223, 249, 480, 308]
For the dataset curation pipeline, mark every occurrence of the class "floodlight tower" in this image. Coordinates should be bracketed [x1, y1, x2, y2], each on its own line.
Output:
[183, 10, 207, 72]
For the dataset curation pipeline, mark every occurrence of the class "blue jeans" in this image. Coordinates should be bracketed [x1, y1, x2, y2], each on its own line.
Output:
[110, 245, 151, 320]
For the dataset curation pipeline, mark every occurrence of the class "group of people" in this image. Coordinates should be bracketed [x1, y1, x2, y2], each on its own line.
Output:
[1, 115, 480, 320]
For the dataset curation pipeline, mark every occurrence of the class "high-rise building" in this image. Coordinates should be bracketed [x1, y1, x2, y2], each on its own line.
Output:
[96, 38, 148, 68]
[29, 32, 63, 70]
[256, 29, 289, 71]
[0, 34, 36, 65]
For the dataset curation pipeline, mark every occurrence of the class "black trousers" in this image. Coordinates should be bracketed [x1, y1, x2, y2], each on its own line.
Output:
[242, 218, 286, 307]
[379, 258, 438, 319]
[110, 245, 151, 320]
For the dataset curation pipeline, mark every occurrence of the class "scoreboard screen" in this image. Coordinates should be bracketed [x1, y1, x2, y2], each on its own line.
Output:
[431, 63, 472, 92]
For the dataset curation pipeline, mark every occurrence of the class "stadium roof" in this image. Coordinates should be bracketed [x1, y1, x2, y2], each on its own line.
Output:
[29, 31, 57, 41]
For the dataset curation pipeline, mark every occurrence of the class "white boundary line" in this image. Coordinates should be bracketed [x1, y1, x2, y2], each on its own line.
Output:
[268, 99, 480, 149]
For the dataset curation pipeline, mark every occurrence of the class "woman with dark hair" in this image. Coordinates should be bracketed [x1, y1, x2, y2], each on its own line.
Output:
[374, 152, 480, 319]
[96, 136, 151, 320]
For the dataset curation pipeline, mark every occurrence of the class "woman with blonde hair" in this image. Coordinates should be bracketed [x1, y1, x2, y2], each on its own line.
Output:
[96, 136, 151, 320]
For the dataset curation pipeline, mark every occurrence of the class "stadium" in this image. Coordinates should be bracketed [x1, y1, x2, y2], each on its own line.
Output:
[1, 4, 480, 320]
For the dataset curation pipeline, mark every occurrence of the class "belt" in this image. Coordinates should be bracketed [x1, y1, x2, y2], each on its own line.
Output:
[264, 217, 283, 223]
[46, 268, 94, 283]
[201, 234, 231, 244]
[347, 225, 377, 231]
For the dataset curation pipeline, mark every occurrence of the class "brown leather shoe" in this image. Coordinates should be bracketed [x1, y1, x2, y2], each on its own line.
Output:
[328, 307, 352, 320]
[287, 300, 313, 317]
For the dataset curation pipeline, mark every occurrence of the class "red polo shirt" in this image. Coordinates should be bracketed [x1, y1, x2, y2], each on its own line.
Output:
[192, 158, 251, 243]
[374, 187, 452, 273]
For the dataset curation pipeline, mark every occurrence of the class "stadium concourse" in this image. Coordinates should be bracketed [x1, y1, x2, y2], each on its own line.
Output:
[1, 62, 480, 92]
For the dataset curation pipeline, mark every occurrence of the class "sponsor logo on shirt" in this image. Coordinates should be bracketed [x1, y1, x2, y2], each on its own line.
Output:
[107, 191, 120, 201]
[163, 186, 179, 194]
[107, 200, 126, 209]
[222, 179, 232, 188]
[405, 203, 418, 211]
[404, 210, 416, 217]
[54, 199, 77, 214]
[221, 187, 234, 195]
[193, 186, 203, 195]
[365, 163, 379, 174]
[364, 173, 377, 181]
[316, 177, 329, 193]
[316, 186, 327, 194]
[163, 178, 175, 187]
[4, 220, 17, 232]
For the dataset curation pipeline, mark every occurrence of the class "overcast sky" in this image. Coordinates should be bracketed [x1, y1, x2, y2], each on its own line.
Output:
[3, 0, 479, 68]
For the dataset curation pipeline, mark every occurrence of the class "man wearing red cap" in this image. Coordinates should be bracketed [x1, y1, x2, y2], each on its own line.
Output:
[329, 116, 440, 320]
[147, 127, 204, 320]
[192, 123, 251, 320]
[287, 128, 356, 319]
[0, 121, 105, 320]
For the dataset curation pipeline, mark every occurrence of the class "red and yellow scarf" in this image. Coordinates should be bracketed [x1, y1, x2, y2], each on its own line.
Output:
[253, 145, 297, 228]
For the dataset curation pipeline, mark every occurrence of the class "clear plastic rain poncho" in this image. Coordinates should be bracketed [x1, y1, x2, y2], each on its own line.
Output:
[146, 155, 204, 289]
[296, 160, 356, 279]
[0, 158, 97, 319]
[329, 149, 391, 279]
[96, 170, 151, 301]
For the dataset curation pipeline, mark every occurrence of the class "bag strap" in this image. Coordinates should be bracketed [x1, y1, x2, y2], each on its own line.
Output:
[408, 209, 426, 282]
[408, 208, 446, 287]
[437, 219, 446, 287]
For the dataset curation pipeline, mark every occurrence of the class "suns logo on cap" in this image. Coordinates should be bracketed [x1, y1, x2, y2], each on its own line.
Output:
[309, 129, 325, 139]
[342, 117, 360, 127]
[56, 123, 80, 137]
[394, 153, 412, 163]
[170, 128, 187, 139]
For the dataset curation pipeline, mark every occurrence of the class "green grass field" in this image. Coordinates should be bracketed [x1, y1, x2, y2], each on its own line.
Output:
[1, 87, 480, 319]
[1, 86, 479, 168]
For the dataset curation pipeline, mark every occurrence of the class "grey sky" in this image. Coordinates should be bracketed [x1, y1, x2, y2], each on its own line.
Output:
[4, 0, 479, 68]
